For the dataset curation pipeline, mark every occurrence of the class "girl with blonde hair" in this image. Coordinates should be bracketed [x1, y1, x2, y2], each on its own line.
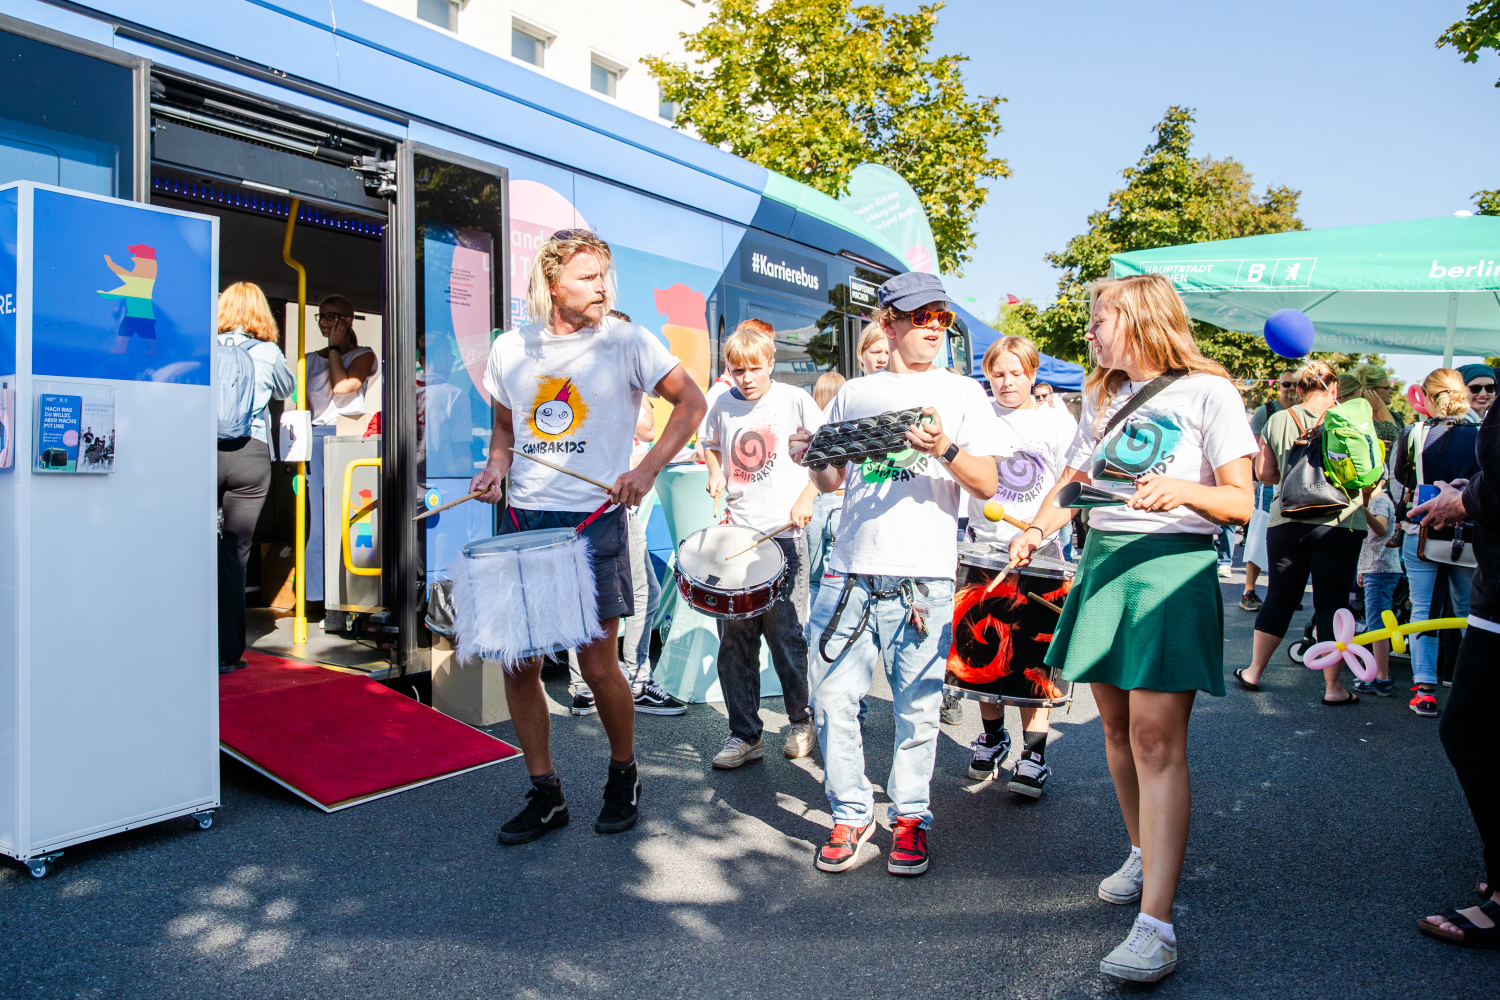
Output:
[1391, 368, 1482, 715]
[1011, 273, 1256, 982]
[953, 334, 1077, 797]
[214, 282, 295, 669]
[857, 321, 889, 375]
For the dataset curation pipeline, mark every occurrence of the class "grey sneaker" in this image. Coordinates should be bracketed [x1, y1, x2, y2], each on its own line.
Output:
[712, 736, 764, 769]
[940, 690, 964, 725]
[784, 720, 816, 758]
[1098, 849, 1144, 904]
[1100, 914, 1178, 982]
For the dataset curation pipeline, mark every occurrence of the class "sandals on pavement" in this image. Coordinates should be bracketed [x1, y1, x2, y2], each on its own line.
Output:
[1418, 898, 1500, 948]
[1233, 668, 1260, 692]
[1321, 690, 1359, 707]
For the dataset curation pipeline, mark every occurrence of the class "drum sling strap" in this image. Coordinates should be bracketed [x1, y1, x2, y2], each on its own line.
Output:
[816, 576, 929, 665]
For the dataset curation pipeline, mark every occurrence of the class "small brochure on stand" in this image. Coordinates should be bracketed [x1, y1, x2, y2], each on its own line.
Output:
[0, 378, 13, 470]
[34, 381, 115, 474]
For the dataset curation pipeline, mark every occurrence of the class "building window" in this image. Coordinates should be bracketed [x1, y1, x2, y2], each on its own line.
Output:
[590, 61, 618, 98]
[512, 27, 544, 67]
[416, 0, 455, 31]
[659, 87, 680, 122]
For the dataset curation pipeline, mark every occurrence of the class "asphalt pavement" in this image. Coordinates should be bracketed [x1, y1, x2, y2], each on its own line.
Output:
[2, 578, 1495, 999]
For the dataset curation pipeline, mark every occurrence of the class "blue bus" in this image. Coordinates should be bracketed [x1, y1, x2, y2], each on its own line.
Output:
[0, 0, 973, 675]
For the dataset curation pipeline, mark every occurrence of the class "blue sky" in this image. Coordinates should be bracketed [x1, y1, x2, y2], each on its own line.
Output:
[894, 1, 1500, 381]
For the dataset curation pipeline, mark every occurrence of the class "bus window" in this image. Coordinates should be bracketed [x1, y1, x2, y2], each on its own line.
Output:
[0, 30, 133, 198]
[736, 301, 841, 393]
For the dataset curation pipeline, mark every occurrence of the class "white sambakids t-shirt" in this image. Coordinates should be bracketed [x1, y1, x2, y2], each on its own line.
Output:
[483, 316, 679, 512]
[968, 402, 1078, 546]
[701, 381, 825, 539]
[827, 369, 1002, 578]
[1064, 373, 1257, 535]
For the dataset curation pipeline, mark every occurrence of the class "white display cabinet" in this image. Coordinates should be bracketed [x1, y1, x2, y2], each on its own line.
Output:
[0, 182, 220, 877]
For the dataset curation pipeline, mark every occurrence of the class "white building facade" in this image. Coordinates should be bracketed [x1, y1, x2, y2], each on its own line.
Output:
[365, 0, 711, 124]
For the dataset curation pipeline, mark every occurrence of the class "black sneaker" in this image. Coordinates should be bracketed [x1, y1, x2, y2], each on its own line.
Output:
[571, 693, 596, 716]
[497, 784, 569, 845]
[967, 729, 1011, 780]
[596, 763, 641, 834]
[1007, 750, 1052, 798]
[633, 681, 687, 716]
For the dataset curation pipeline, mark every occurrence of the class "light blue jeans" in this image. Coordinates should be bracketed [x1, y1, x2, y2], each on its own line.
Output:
[804, 492, 843, 639]
[807, 572, 954, 829]
[1403, 533, 1473, 685]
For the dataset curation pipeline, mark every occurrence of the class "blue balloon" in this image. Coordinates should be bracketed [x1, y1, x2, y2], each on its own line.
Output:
[1263, 308, 1315, 358]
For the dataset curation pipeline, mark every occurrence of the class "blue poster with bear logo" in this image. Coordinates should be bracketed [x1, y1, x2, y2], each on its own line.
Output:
[29, 188, 213, 385]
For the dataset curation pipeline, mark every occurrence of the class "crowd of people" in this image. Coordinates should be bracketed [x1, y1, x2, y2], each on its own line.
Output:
[469, 228, 1498, 982]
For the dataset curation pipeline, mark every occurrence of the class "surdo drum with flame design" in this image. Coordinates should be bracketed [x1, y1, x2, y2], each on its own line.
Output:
[944, 542, 1075, 708]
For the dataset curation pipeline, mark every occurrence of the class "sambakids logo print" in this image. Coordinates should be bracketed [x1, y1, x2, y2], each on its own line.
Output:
[525, 375, 590, 454]
[730, 425, 777, 484]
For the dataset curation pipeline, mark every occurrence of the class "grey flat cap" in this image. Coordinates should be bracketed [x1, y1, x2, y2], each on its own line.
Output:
[877, 271, 951, 312]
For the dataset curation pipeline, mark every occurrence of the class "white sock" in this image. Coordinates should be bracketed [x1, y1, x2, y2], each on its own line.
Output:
[1137, 912, 1175, 945]
[1130, 845, 1141, 856]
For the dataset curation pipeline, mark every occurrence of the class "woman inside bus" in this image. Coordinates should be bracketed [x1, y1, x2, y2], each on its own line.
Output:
[217, 281, 295, 668]
[304, 294, 377, 605]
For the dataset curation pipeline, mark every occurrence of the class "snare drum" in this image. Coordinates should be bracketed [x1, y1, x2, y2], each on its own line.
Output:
[945, 542, 1075, 708]
[676, 524, 787, 619]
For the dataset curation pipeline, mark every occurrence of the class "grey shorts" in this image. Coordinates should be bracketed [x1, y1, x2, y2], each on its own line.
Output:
[499, 504, 634, 620]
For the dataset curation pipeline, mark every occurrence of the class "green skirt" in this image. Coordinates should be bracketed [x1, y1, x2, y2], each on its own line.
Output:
[1044, 529, 1225, 697]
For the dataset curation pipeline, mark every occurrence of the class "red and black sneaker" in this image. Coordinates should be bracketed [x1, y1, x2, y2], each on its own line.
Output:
[1409, 687, 1439, 718]
[815, 821, 875, 872]
[888, 817, 929, 876]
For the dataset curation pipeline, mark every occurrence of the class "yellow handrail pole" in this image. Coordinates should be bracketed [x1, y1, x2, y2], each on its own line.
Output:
[283, 199, 308, 646]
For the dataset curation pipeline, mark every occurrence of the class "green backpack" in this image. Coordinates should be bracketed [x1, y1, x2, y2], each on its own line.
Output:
[1321, 398, 1385, 492]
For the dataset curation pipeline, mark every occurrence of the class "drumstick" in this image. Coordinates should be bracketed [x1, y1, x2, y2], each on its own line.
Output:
[722, 520, 797, 561]
[982, 500, 1031, 533]
[982, 557, 1021, 596]
[1027, 592, 1064, 615]
[509, 447, 615, 491]
[412, 490, 481, 521]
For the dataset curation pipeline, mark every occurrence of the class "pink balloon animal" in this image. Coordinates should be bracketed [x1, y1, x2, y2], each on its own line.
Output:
[1303, 608, 1378, 683]
[1407, 383, 1430, 417]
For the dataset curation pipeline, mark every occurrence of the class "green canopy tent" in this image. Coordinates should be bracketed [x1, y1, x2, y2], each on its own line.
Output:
[1110, 215, 1500, 365]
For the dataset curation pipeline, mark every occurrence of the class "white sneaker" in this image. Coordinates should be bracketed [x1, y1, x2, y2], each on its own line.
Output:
[1217, 563, 1232, 579]
[712, 736, 764, 769]
[1100, 914, 1178, 982]
[1098, 849, 1143, 904]
[783, 721, 816, 759]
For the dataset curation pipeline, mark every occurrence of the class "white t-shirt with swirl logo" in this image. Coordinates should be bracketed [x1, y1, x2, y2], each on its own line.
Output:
[967, 402, 1078, 546]
[701, 381, 825, 538]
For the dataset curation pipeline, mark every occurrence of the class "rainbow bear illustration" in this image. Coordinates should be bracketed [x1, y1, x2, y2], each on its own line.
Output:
[97, 243, 158, 356]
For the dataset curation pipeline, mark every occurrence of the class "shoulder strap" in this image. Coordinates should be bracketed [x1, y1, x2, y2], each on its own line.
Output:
[1415, 420, 1427, 485]
[1288, 407, 1306, 435]
[1101, 370, 1186, 441]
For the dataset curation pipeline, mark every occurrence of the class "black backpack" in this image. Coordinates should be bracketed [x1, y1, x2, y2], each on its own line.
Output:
[1278, 408, 1350, 519]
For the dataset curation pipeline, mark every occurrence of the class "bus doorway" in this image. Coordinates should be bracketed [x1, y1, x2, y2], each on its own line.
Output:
[147, 73, 398, 674]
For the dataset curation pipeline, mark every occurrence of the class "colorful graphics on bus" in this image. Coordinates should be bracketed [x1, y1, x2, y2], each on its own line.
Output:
[29, 189, 212, 384]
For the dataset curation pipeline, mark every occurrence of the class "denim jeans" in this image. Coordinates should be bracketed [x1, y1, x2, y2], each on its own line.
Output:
[1361, 572, 1402, 633]
[805, 492, 842, 637]
[717, 535, 810, 741]
[1403, 532, 1473, 685]
[808, 572, 955, 829]
[1216, 525, 1234, 567]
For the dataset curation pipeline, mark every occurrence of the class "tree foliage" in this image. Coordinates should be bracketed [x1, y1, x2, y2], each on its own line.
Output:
[1020, 107, 1374, 402]
[1438, 1, 1500, 85]
[644, 0, 1008, 274]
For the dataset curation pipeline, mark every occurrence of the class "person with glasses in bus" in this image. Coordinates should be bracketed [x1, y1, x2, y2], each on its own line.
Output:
[303, 296, 378, 606]
[475, 230, 707, 846]
[791, 271, 1000, 878]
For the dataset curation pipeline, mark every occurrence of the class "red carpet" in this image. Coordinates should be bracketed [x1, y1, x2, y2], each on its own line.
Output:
[219, 651, 520, 811]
